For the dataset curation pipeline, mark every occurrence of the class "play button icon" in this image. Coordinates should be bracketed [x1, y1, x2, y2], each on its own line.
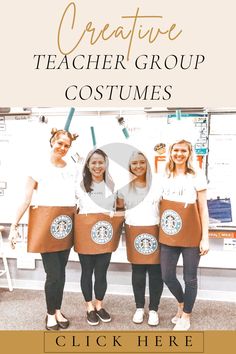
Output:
[104, 158, 137, 198]
[78, 142, 152, 212]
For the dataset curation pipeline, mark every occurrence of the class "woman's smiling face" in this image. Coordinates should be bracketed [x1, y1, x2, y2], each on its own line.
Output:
[130, 153, 147, 177]
[51, 134, 71, 157]
[171, 142, 190, 167]
[88, 153, 106, 180]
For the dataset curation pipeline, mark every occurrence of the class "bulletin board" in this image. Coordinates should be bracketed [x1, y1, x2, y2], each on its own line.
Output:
[207, 112, 236, 239]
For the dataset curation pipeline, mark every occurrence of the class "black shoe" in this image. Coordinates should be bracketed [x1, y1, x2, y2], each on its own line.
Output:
[45, 316, 59, 331]
[96, 308, 111, 323]
[87, 310, 99, 326]
[57, 314, 70, 329]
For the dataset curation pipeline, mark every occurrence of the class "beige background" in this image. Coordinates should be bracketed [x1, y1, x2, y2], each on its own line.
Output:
[0, 0, 236, 107]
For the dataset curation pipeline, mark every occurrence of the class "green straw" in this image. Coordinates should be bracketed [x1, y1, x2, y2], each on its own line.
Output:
[64, 107, 75, 131]
[90, 126, 96, 147]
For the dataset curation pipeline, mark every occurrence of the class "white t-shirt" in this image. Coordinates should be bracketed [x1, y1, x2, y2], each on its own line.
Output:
[160, 169, 207, 204]
[118, 176, 162, 226]
[76, 180, 116, 214]
[29, 160, 77, 206]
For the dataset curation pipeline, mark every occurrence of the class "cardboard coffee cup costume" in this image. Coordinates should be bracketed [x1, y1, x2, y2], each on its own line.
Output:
[28, 206, 75, 253]
[125, 224, 160, 264]
[74, 212, 124, 254]
[159, 200, 201, 247]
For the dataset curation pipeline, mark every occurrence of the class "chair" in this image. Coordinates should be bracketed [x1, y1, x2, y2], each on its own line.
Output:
[0, 226, 13, 291]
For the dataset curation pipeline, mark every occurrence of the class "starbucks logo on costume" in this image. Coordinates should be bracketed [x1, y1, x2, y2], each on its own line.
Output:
[51, 215, 73, 239]
[161, 209, 182, 235]
[134, 233, 158, 255]
[91, 221, 113, 244]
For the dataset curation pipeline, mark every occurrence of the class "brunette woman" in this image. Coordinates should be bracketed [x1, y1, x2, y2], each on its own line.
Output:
[75, 149, 123, 326]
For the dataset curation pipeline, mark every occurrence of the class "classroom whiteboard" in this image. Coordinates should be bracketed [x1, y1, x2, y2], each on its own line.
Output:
[0, 108, 210, 225]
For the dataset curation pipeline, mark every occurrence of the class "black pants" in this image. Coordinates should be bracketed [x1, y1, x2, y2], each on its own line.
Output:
[132, 264, 163, 311]
[41, 249, 70, 315]
[78, 253, 111, 302]
[160, 244, 200, 313]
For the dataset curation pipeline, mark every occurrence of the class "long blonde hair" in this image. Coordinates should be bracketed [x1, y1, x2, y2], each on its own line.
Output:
[165, 139, 196, 177]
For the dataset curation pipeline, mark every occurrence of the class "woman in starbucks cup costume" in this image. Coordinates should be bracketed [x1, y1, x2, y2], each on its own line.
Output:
[159, 138, 209, 330]
[74, 148, 123, 326]
[8, 128, 78, 330]
[117, 150, 163, 326]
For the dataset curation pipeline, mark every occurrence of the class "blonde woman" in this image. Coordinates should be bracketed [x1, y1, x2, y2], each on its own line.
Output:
[117, 151, 163, 326]
[159, 139, 209, 330]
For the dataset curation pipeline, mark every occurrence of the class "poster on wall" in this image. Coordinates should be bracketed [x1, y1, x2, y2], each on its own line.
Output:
[0, 1, 236, 354]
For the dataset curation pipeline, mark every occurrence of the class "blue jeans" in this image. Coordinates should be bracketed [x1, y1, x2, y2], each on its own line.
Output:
[160, 244, 200, 313]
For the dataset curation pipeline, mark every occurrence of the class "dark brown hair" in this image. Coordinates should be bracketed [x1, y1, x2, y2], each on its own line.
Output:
[82, 149, 114, 193]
